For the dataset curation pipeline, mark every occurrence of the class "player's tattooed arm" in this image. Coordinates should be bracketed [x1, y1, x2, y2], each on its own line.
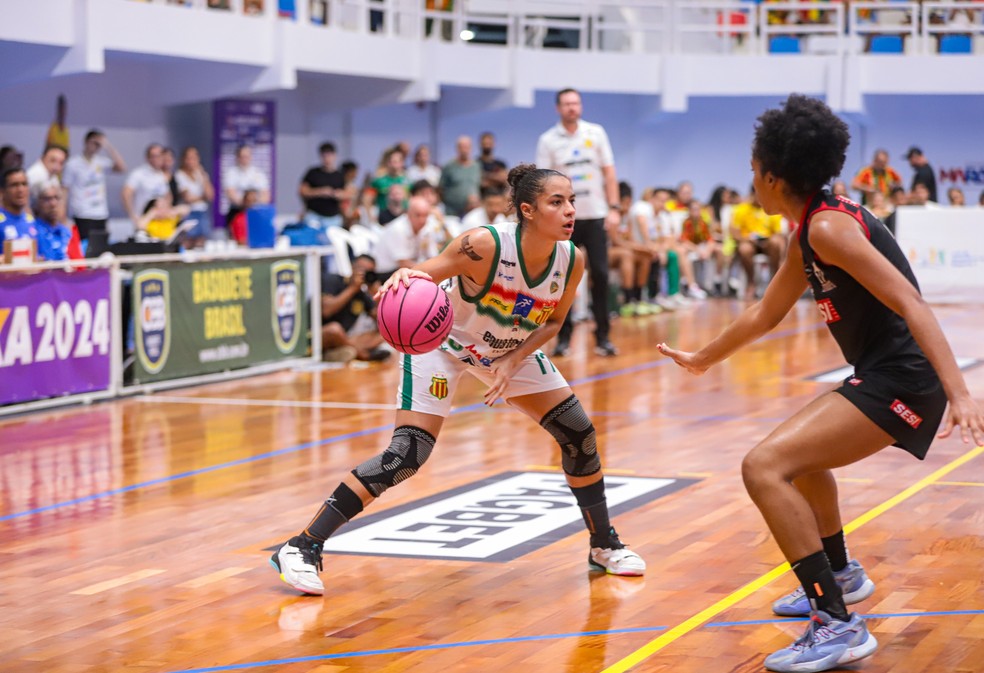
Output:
[458, 234, 483, 261]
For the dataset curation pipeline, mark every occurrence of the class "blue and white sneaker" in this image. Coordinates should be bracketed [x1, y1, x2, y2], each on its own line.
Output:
[772, 560, 875, 616]
[764, 610, 877, 672]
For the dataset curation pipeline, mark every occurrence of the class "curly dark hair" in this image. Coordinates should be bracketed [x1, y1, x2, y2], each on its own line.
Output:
[752, 94, 850, 198]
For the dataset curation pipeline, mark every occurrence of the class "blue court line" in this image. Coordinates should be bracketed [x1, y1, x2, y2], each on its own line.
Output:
[161, 609, 984, 673]
[1, 321, 824, 522]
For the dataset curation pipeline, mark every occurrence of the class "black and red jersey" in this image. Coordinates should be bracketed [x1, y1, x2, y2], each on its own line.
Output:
[797, 190, 927, 372]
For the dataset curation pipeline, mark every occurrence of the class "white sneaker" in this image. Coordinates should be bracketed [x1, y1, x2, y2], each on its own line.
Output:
[687, 286, 708, 300]
[588, 529, 646, 576]
[270, 535, 325, 595]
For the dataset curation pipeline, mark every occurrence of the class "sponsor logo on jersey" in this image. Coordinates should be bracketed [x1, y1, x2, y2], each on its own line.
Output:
[816, 298, 841, 324]
[135, 269, 170, 374]
[318, 472, 699, 562]
[429, 374, 449, 400]
[810, 262, 837, 293]
[272, 260, 301, 354]
[533, 304, 555, 326]
[848, 377, 863, 386]
[497, 272, 515, 281]
[891, 399, 923, 429]
[512, 293, 535, 318]
[482, 331, 523, 351]
[549, 281, 559, 294]
[500, 259, 517, 268]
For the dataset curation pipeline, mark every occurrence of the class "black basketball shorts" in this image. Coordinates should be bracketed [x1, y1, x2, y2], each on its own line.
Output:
[834, 366, 948, 460]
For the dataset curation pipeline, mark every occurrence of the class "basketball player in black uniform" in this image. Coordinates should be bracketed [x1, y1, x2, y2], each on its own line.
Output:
[658, 95, 984, 673]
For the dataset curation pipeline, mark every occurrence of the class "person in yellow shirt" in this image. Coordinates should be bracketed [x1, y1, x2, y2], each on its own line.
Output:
[46, 95, 70, 152]
[139, 191, 190, 242]
[731, 189, 786, 300]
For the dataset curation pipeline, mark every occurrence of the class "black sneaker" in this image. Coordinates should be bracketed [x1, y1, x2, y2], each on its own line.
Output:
[594, 341, 618, 357]
[552, 340, 570, 357]
[364, 346, 393, 362]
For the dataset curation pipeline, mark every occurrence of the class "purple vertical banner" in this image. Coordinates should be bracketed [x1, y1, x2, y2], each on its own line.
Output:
[0, 269, 112, 405]
[212, 99, 277, 229]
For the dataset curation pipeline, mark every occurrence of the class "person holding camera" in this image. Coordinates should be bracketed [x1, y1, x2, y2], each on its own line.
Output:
[321, 254, 392, 363]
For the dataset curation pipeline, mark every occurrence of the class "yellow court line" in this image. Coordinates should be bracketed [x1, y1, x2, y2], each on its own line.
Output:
[935, 480, 984, 487]
[601, 443, 984, 673]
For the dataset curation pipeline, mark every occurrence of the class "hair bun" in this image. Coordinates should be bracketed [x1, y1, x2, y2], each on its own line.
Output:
[507, 163, 537, 191]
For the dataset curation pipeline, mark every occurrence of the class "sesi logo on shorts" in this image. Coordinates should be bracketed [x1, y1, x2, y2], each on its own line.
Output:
[816, 298, 841, 324]
[891, 399, 923, 429]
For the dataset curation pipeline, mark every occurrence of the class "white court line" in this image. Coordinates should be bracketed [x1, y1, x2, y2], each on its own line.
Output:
[136, 395, 395, 411]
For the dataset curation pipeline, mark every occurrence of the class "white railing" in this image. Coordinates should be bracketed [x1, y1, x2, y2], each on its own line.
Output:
[130, 0, 984, 55]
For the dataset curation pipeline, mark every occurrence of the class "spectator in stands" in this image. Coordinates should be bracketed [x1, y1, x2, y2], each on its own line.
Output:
[947, 187, 965, 206]
[831, 179, 848, 197]
[371, 148, 408, 212]
[979, 190, 984, 207]
[25, 145, 67, 194]
[610, 182, 655, 317]
[629, 186, 699, 309]
[678, 200, 721, 298]
[410, 179, 460, 259]
[31, 183, 81, 262]
[47, 95, 70, 151]
[406, 144, 441, 187]
[372, 195, 431, 278]
[478, 132, 506, 189]
[138, 191, 190, 243]
[867, 190, 892, 222]
[162, 147, 180, 205]
[224, 144, 271, 227]
[122, 143, 169, 226]
[666, 180, 696, 213]
[378, 183, 408, 226]
[461, 183, 508, 229]
[905, 146, 937, 203]
[908, 182, 936, 207]
[482, 159, 509, 192]
[62, 129, 126, 242]
[731, 187, 785, 301]
[354, 186, 379, 228]
[321, 254, 392, 363]
[883, 185, 907, 235]
[175, 146, 214, 249]
[0, 169, 37, 248]
[227, 189, 258, 245]
[339, 160, 360, 222]
[851, 148, 902, 206]
[439, 135, 481, 217]
[300, 141, 345, 231]
[0, 146, 24, 173]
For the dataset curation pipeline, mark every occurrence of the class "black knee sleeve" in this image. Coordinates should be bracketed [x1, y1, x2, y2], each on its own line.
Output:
[540, 395, 600, 477]
[353, 425, 436, 497]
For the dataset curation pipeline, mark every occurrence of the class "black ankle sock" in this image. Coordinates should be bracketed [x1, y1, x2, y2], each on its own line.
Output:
[792, 550, 849, 622]
[570, 480, 612, 546]
[822, 530, 849, 572]
[303, 483, 364, 542]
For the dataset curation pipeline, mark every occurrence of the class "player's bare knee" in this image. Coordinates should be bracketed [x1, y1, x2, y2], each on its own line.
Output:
[352, 425, 436, 497]
[540, 394, 601, 477]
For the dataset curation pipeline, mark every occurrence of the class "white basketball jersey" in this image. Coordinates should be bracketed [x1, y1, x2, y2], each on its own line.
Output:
[439, 222, 575, 366]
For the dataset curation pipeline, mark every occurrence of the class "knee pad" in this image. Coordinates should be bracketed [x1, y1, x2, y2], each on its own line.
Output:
[353, 425, 436, 497]
[540, 395, 600, 477]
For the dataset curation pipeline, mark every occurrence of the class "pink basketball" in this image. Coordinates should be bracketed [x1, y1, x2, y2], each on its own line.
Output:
[376, 277, 454, 355]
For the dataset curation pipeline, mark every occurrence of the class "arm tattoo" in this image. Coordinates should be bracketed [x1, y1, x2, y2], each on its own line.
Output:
[458, 234, 483, 261]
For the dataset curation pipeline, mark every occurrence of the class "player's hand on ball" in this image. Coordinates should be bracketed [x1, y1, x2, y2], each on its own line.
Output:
[656, 343, 708, 376]
[374, 269, 433, 300]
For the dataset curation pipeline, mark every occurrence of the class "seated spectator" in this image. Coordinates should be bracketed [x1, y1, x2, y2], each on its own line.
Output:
[227, 189, 259, 245]
[678, 200, 722, 298]
[461, 184, 508, 229]
[162, 147, 180, 206]
[321, 254, 392, 363]
[406, 144, 441, 187]
[883, 185, 907, 235]
[372, 196, 431, 278]
[300, 141, 345, 231]
[478, 132, 507, 189]
[371, 148, 408, 212]
[629, 186, 700, 308]
[947, 187, 966, 207]
[831, 179, 848, 197]
[378, 183, 407, 226]
[731, 188, 785, 300]
[0, 145, 25, 172]
[354, 186, 379, 228]
[175, 146, 214, 249]
[610, 182, 655, 316]
[339, 160, 360, 222]
[25, 145, 67, 194]
[851, 149, 902, 206]
[139, 191, 190, 242]
[0, 168, 37, 250]
[908, 181, 938, 207]
[31, 182, 82, 261]
[867, 190, 892, 222]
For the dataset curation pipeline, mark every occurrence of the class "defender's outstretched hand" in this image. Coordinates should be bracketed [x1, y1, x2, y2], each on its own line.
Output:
[937, 394, 984, 447]
[656, 343, 709, 376]
[374, 268, 433, 300]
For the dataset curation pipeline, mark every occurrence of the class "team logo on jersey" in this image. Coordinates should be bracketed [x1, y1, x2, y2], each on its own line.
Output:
[533, 304, 556, 326]
[134, 269, 170, 374]
[549, 281, 560, 294]
[429, 374, 449, 400]
[272, 260, 301, 354]
[512, 293, 536, 318]
[810, 262, 837, 293]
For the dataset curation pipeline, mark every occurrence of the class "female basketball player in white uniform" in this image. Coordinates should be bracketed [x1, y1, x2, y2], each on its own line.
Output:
[271, 164, 646, 595]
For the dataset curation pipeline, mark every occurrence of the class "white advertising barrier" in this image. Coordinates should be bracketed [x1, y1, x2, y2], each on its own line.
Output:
[895, 206, 984, 304]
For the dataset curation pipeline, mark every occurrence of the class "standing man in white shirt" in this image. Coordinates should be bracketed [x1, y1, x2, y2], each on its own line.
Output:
[122, 143, 168, 227]
[223, 144, 271, 225]
[536, 88, 621, 357]
[62, 130, 126, 243]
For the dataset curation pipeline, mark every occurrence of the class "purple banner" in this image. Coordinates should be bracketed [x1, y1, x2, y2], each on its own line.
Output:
[0, 269, 112, 405]
[212, 99, 277, 229]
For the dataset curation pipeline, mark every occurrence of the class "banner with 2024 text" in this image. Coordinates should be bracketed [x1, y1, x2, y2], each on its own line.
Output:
[0, 269, 113, 405]
[129, 257, 307, 384]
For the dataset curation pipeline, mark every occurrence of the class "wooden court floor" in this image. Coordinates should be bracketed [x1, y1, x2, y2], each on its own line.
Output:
[1, 299, 982, 673]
